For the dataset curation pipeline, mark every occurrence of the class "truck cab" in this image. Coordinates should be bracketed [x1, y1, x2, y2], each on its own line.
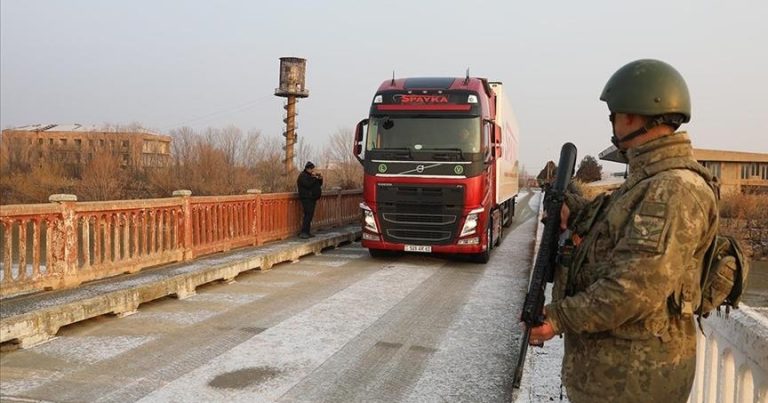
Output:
[354, 77, 519, 262]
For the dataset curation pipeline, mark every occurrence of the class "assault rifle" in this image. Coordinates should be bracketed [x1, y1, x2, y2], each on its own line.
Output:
[512, 142, 577, 388]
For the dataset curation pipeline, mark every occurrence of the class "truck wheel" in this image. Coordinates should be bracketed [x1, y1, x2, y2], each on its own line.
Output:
[495, 218, 503, 247]
[504, 198, 516, 228]
[472, 226, 491, 264]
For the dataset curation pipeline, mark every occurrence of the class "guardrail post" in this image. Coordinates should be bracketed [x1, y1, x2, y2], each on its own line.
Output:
[173, 190, 193, 261]
[331, 187, 342, 226]
[48, 194, 79, 287]
[247, 189, 262, 245]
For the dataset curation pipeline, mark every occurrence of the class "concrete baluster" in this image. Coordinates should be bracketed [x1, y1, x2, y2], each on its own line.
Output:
[247, 189, 262, 245]
[173, 190, 193, 261]
[332, 187, 342, 227]
[48, 194, 79, 288]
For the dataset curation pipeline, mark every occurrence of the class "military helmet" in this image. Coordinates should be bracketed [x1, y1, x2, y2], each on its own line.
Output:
[600, 59, 691, 122]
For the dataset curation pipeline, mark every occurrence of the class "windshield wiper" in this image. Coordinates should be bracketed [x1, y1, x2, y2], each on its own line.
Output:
[375, 147, 412, 159]
[423, 147, 465, 161]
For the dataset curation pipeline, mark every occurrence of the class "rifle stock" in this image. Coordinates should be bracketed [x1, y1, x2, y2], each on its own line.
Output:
[512, 142, 577, 388]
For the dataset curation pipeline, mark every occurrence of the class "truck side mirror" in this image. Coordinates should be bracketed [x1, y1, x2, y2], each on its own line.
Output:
[354, 119, 368, 164]
[493, 125, 503, 144]
[486, 124, 501, 159]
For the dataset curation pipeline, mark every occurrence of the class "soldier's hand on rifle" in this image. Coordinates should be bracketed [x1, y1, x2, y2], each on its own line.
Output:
[560, 203, 570, 232]
[541, 203, 571, 233]
[529, 321, 555, 346]
[528, 308, 556, 346]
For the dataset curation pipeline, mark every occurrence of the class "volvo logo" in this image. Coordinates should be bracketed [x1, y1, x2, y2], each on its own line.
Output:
[416, 164, 425, 173]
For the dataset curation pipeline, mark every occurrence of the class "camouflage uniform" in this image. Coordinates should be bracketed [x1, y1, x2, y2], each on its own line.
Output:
[545, 132, 718, 403]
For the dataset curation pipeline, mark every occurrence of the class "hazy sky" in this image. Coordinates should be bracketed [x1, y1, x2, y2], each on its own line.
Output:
[2, 0, 766, 172]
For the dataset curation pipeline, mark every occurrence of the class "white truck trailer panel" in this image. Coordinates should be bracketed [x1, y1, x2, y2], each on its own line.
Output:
[489, 82, 520, 205]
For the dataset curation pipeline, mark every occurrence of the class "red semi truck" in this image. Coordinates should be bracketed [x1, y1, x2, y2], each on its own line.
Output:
[353, 76, 519, 262]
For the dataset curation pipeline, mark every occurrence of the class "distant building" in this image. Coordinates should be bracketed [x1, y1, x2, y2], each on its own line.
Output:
[694, 149, 768, 194]
[583, 174, 624, 193]
[1, 124, 171, 169]
[599, 145, 768, 194]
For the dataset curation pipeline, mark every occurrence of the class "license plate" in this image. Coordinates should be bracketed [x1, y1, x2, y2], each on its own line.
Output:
[404, 245, 432, 253]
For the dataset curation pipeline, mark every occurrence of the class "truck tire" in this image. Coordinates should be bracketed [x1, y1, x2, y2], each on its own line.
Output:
[492, 208, 503, 247]
[495, 218, 503, 247]
[472, 225, 492, 264]
[503, 198, 516, 228]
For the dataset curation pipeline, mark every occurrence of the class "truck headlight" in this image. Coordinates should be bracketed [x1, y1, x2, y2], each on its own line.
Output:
[460, 208, 484, 237]
[360, 202, 379, 233]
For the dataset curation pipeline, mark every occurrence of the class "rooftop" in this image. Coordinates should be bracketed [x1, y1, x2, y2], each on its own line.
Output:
[5, 123, 165, 137]
[599, 145, 768, 164]
[693, 148, 768, 163]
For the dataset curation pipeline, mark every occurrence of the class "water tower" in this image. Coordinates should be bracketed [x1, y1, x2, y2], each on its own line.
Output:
[274, 57, 309, 174]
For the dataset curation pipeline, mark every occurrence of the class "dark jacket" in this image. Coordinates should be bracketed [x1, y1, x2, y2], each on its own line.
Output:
[297, 170, 323, 200]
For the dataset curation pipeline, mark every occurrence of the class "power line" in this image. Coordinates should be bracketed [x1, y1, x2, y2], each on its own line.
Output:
[160, 95, 274, 130]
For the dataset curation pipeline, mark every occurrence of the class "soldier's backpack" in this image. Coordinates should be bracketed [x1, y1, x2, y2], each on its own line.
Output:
[697, 234, 750, 316]
[638, 158, 750, 318]
[675, 164, 750, 317]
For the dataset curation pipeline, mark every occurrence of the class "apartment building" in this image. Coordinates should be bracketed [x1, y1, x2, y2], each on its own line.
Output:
[694, 148, 768, 194]
[1, 124, 171, 169]
[599, 144, 767, 194]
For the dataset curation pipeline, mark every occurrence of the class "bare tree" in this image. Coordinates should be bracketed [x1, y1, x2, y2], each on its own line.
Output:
[321, 128, 362, 189]
[170, 126, 197, 165]
[2, 123, 331, 203]
[295, 136, 316, 172]
[5, 162, 74, 204]
[250, 135, 294, 192]
[78, 151, 126, 201]
[238, 129, 261, 167]
[0, 133, 33, 173]
[218, 125, 242, 165]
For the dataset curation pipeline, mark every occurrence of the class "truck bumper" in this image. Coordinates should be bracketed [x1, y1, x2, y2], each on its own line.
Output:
[361, 234, 487, 254]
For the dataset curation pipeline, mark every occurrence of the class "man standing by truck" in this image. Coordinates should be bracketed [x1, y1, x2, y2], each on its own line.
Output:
[297, 161, 323, 239]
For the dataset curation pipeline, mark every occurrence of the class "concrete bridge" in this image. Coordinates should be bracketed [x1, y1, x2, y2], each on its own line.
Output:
[1, 190, 766, 402]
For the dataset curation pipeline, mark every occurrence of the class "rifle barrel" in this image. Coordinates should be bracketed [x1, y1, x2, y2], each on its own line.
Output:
[512, 142, 577, 388]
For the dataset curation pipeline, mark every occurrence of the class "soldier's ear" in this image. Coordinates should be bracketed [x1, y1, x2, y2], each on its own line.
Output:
[625, 114, 648, 126]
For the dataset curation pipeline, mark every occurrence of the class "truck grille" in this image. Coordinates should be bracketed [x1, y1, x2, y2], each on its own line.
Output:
[376, 184, 464, 245]
[387, 229, 452, 242]
[382, 213, 456, 225]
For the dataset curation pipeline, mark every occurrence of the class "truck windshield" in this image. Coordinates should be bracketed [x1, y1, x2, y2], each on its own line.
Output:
[366, 116, 482, 155]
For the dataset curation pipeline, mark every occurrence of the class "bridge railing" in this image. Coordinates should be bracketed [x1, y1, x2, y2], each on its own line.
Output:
[0, 189, 362, 297]
[689, 305, 768, 403]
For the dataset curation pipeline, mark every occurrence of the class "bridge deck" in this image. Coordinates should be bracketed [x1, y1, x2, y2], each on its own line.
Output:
[1, 193, 545, 402]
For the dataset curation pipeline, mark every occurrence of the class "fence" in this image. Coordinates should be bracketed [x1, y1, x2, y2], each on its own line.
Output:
[0, 189, 362, 297]
[688, 305, 768, 403]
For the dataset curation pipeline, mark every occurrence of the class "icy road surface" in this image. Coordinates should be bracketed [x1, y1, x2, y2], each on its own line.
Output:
[1, 191, 543, 403]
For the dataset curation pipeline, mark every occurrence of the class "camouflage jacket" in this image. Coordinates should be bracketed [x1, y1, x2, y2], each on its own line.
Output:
[545, 132, 719, 402]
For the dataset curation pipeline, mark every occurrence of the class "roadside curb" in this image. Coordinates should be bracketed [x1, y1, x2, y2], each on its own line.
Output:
[0, 226, 361, 349]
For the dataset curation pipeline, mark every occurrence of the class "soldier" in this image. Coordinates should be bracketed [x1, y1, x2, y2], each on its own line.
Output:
[529, 59, 719, 402]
